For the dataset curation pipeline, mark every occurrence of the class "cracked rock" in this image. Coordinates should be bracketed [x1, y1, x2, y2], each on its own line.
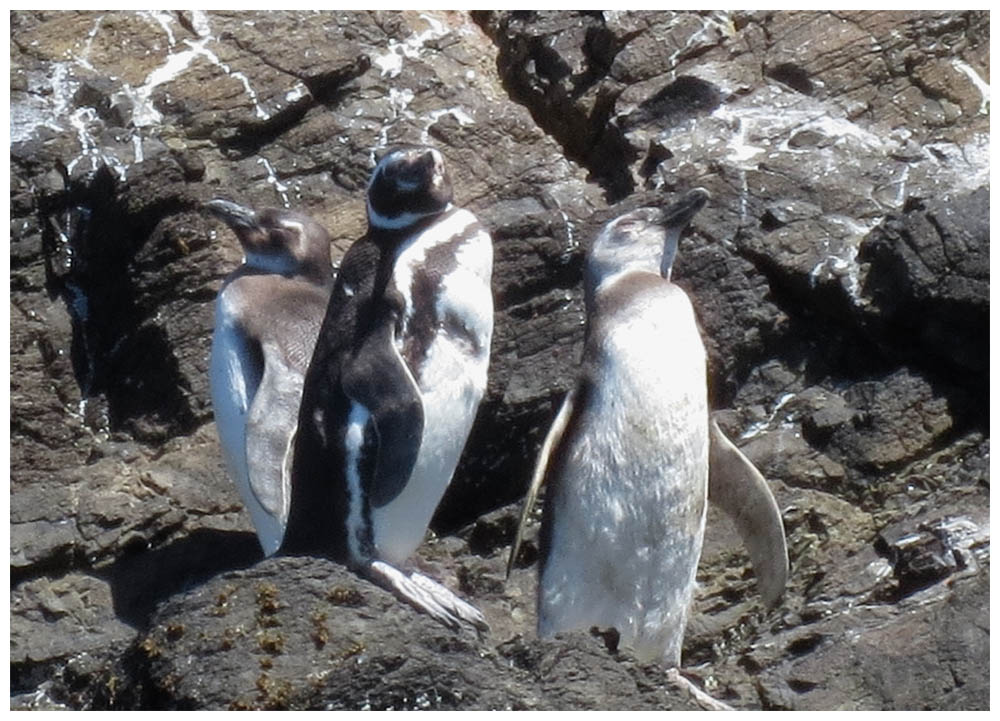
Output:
[9, 9, 988, 711]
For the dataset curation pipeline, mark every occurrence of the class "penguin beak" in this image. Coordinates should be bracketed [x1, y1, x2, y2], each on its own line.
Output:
[662, 188, 710, 230]
[204, 199, 259, 232]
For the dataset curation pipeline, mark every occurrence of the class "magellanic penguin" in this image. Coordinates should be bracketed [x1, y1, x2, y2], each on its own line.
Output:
[286, 145, 493, 632]
[508, 189, 788, 675]
[208, 200, 334, 557]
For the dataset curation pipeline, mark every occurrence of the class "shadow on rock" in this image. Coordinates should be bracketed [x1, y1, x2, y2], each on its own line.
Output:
[100, 529, 263, 628]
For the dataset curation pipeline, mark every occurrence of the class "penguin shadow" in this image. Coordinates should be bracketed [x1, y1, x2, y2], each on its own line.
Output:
[99, 529, 262, 629]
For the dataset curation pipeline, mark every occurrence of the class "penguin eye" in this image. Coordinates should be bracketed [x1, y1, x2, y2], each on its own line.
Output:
[266, 229, 287, 249]
[267, 225, 298, 251]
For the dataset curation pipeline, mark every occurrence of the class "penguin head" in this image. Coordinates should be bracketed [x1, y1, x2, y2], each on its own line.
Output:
[585, 188, 709, 303]
[366, 145, 454, 232]
[205, 199, 332, 282]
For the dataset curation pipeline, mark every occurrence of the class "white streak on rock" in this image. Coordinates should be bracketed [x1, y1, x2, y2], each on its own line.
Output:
[952, 59, 990, 115]
[257, 156, 291, 208]
[740, 392, 796, 440]
[419, 106, 474, 144]
[72, 13, 105, 71]
[138, 10, 177, 48]
[285, 83, 308, 103]
[123, 10, 270, 129]
[373, 13, 450, 79]
[370, 88, 416, 165]
[807, 216, 877, 302]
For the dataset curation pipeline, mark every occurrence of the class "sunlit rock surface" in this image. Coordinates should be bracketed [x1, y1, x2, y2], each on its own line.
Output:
[10, 10, 988, 710]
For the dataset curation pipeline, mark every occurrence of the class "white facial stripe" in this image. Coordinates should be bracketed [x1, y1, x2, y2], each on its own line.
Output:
[368, 201, 455, 231]
[344, 402, 371, 563]
[278, 218, 305, 235]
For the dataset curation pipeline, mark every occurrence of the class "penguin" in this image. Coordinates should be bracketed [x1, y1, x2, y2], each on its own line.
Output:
[286, 145, 493, 631]
[207, 199, 333, 557]
[508, 189, 788, 675]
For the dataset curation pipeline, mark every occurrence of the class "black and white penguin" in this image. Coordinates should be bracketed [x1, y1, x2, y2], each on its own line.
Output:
[509, 190, 787, 680]
[286, 145, 493, 631]
[208, 199, 333, 557]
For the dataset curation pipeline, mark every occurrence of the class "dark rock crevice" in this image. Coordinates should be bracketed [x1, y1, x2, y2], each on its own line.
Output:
[472, 10, 638, 201]
[730, 198, 986, 436]
[38, 162, 201, 442]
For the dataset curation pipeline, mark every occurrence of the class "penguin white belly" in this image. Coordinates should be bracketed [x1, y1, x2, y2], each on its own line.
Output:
[371, 330, 489, 565]
[372, 217, 493, 566]
[539, 295, 708, 664]
[210, 291, 284, 556]
[211, 293, 252, 490]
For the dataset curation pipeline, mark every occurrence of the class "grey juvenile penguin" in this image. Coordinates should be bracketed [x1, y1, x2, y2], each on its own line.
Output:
[509, 190, 787, 688]
[286, 145, 493, 631]
[208, 199, 334, 556]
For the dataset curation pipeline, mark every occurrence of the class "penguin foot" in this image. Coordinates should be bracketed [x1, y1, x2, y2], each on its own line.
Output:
[408, 571, 490, 634]
[368, 561, 489, 634]
[665, 668, 735, 712]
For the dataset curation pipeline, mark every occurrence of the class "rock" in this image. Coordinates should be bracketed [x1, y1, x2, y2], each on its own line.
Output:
[752, 567, 988, 710]
[858, 189, 989, 386]
[875, 515, 988, 599]
[123, 556, 699, 710]
[10, 573, 136, 707]
[9, 9, 988, 711]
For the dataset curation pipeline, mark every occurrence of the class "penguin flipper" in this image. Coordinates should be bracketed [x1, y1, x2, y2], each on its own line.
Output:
[507, 387, 577, 579]
[244, 342, 304, 554]
[342, 322, 424, 509]
[707, 419, 789, 606]
[212, 298, 282, 555]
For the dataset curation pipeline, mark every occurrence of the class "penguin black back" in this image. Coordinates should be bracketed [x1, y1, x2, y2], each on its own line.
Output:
[284, 145, 463, 561]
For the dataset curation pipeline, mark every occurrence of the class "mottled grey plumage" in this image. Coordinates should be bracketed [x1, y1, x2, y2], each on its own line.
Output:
[208, 199, 333, 557]
[510, 188, 787, 668]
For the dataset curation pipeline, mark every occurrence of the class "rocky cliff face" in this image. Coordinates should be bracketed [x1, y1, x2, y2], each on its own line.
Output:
[10, 10, 989, 710]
